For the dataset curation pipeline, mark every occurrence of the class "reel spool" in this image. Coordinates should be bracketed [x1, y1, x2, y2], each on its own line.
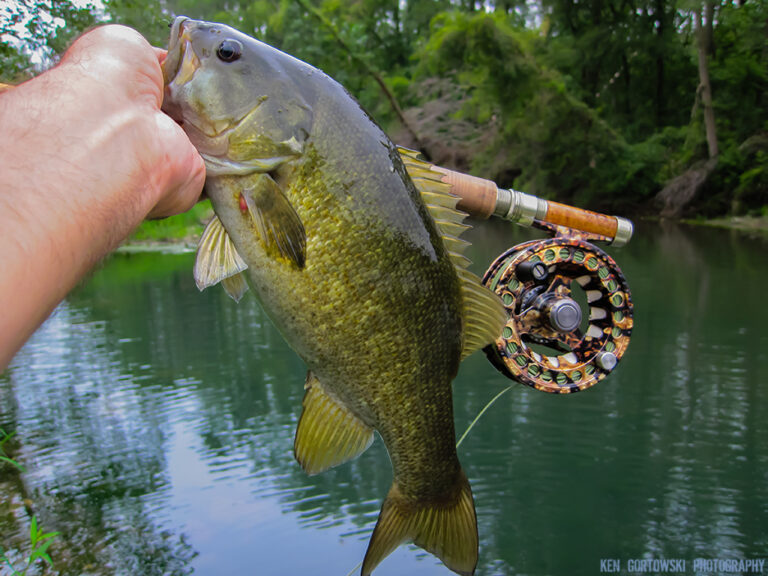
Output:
[482, 231, 633, 393]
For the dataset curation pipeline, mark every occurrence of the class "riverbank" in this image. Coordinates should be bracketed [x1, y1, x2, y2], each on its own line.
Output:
[682, 214, 768, 238]
[127, 205, 768, 250]
[127, 201, 212, 248]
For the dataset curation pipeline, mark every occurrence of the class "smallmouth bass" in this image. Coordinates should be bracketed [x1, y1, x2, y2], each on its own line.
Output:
[161, 17, 505, 575]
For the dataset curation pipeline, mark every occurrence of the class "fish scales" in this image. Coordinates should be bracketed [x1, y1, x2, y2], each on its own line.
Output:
[205, 36, 465, 495]
[162, 17, 505, 575]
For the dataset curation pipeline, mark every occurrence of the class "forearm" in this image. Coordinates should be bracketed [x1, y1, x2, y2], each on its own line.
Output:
[0, 77, 156, 368]
[0, 25, 204, 370]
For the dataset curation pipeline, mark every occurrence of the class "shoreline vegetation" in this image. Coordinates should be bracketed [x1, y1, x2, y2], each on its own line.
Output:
[122, 200, 213, 251]
[123, 208, 768, 252]
[682, 214, 768, 237]
[2, 2, 766, 226]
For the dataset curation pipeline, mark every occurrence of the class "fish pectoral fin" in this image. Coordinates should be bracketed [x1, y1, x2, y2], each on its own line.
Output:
[294, 372, 374, 475]
[362, 471, 478, 576]
[244, 174, 307, 269]
[194, 215, 250, 302]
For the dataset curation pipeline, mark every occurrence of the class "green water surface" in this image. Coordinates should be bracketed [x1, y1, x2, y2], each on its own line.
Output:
[1, 221, 766, 575]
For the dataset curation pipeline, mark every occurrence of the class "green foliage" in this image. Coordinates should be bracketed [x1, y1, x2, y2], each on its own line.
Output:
[0, 428, 23, 472]
[416, 12, 651, 210]
[697, 135, 768, 217]
[0, 430, 60, 576]
[541, 0, 699, 136]
[130, 201, 213, 243]
[26, 516, 59, 569]
[105, 0, 171, 46]
[1, 0, 766, 217]
[1, 515, 60, 576]
[0, 0, 99, 78]
[709, 2, 768, 144]
[735, 152, 768, 215]
[0, 43, 32, 83]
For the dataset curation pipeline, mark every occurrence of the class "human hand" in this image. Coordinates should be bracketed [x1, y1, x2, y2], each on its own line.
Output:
[0, 25, 205, 370]
[49, 25, 206, 220]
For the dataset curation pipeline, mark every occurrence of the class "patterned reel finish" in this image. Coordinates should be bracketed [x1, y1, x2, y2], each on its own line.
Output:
[482, 236, 633, 393]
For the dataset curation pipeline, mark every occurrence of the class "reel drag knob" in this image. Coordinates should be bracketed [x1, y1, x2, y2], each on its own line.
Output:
[482, 238, 633, 393]
[515, 260, 549, 284]
[544, 298, 582, 333]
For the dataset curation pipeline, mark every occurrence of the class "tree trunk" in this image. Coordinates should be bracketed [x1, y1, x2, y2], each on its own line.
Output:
[654, 0, 665, 126]
[704, 0, 715, 57]
[695, 4, 718, 158]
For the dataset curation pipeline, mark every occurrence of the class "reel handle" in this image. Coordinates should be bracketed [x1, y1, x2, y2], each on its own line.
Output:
[430, 165, 633, 247]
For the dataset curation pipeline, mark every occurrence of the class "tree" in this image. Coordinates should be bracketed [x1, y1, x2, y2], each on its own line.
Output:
[694, 0, 718, 158]
[0, 0, 99, 80]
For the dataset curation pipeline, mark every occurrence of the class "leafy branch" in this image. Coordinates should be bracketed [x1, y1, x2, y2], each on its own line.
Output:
[0, 429, 60, 575]
[293, 0, 432, 159]
[0, 428, 23, 472]
[0, 516, 60, 576]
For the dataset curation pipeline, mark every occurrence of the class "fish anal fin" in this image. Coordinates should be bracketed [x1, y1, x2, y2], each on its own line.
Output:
[194, 215, 249, 299]
[294, 372, 373, 475]
[244, 173, 307, 269]
[361, 471, 478, 576]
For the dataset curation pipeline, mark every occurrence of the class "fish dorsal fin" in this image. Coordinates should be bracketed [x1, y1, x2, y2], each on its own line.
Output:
[398, 147, 471, 267]
[244, 173, 307, 269]
[194, 215, 250, 302]
[398, 147, 506, 360]
[294, 372, 374, 475]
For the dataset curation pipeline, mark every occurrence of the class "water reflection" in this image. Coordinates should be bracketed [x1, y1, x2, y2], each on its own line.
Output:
[2, 223, 767, 575]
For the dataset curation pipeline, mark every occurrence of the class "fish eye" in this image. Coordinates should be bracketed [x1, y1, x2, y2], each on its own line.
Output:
[216, 39, 242, 62]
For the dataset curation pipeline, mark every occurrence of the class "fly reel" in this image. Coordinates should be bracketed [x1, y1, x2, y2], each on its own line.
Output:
[482, 229, 633, 393]
[395, 147, 634, 392]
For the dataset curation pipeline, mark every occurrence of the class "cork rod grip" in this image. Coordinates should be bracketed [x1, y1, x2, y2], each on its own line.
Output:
[432, 165, 629, 243]
[432, 166, 498, 219]
[544, 201, 618, 238]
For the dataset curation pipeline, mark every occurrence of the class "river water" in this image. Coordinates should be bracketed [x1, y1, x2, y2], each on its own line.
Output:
[1, 220, 766, 575]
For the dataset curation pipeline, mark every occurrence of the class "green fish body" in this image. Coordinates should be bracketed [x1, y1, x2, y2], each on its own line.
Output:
[162, 18, 505, 575]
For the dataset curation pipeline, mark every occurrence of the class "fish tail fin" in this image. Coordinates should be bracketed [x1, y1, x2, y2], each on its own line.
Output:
[361, 470, 478, 576]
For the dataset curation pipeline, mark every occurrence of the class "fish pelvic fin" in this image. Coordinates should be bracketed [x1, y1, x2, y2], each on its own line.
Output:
[220, 272, 249, 303]
[397, 147, 506, 360]
[194, 215, 250, 302]
[362, 470, 478, 576]
[243, 173, 307, 269]
[294, 372, 374, 475]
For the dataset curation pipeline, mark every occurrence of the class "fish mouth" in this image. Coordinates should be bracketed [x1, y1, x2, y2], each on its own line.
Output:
[162, 17, 200, 91]
[160, 17, 264, 153]
[162, 17, 186, 86]
[162, 17, 201, 128]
